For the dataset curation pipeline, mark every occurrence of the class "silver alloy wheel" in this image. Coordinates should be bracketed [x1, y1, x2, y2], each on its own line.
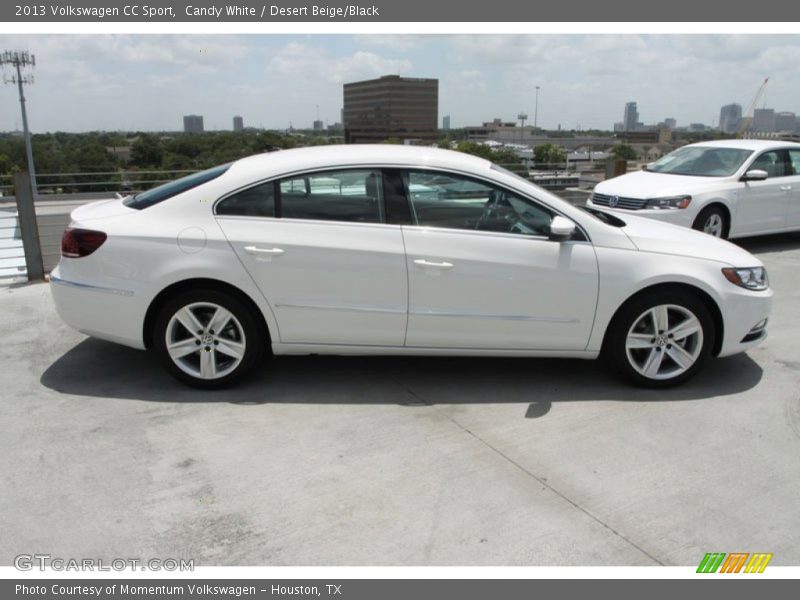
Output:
[625, 304, 704, 381]
[165, 302, 247, 380]
[703, 213, 724, 237]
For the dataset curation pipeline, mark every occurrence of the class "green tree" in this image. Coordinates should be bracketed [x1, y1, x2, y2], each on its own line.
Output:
[533, 143, 566, 164]
[611, 144, 637, 161]
[130, 135, 164, 167]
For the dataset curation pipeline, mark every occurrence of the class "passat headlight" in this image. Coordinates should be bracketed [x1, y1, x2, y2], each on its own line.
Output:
[644, 195, 692, 209]
[722, 267, 769, 291]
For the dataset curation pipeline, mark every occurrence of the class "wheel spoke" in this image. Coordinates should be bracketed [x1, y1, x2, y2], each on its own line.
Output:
[650, 305, 669, 333]
[666, 344, 695, 371]
[642, 348, 665, 378]
[208, 306, 233, 333]
[627, 333, 655, 349]
[215, 339, 245, 360]
[669, 315, 701, 341]
[167, 337, 199, 359]
[200, 349, 217, 378]
[176, 307, 204, 338]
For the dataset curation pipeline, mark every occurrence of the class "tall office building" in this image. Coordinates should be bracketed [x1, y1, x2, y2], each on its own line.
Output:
[233, 115, 244, 131]
[663, 117, 677, 130]
[183, 115, 204, 133]
[343, 75, 439, 143]
[775, 111, 797, 132]
[313, 119, 324, 131]
[623, 102, 639, 132]
[718, 103, 742, 134]
[442, 115, 451, 130]
[752, 108, 776, 132]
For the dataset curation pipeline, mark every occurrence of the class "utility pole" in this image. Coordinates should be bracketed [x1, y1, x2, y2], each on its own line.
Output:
[534, 86, 540, 131]
[1, 50, 37, 195]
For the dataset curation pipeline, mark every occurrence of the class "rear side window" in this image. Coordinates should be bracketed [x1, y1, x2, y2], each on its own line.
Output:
[216, 182, 276, 217]
[124, 164, 231, 210]
[278, 169, 384, 223]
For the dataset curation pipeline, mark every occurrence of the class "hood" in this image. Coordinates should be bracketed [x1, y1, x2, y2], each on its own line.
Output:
[70, 197, 135, 223]
[594, 169, 733, 198]
[619, 213, 761, 267]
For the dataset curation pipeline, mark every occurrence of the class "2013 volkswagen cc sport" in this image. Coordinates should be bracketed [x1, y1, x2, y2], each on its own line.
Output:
[50, 145, 772, 388]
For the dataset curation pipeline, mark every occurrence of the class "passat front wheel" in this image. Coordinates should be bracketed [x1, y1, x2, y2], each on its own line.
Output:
[154, 289, 265, 388]
[605, 290, 714, 388]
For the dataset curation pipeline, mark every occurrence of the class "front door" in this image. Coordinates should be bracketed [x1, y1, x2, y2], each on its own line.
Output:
[400, 170, 599, 350]
[736, 150, 791, 235]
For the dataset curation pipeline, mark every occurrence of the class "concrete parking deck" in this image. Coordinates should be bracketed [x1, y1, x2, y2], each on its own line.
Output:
[1, 233, 799, 566]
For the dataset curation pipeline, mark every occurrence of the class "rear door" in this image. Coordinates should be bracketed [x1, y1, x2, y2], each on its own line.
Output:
[215, 169, 408, 346]
[786, 149, 800, 229]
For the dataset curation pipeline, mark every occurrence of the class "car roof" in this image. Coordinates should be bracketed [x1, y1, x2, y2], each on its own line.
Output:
[690, 139, 800, 151]
[224, 145, 493, 184]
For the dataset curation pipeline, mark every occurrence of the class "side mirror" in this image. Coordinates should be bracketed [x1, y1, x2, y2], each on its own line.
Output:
[743, 169, 768, 181]
[549, 215, 577, 241]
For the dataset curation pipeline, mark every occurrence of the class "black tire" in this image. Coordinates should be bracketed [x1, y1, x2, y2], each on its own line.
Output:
[693, 205, 729, 239]
[604, 289, 715, 388]
[153, 288, 266, 389]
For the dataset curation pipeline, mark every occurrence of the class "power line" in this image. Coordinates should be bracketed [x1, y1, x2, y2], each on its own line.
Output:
[1, 50, 37, 195]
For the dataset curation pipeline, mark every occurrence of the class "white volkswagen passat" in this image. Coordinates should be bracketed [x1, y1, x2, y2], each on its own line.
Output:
[588, 139, 800, 239]
[50, 145, 771, 389]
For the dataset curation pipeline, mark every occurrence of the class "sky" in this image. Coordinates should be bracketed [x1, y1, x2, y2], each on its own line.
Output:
[1, 34, 799, 133]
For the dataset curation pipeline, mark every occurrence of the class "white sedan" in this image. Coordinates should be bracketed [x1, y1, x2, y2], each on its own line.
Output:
[589, 139, 800, 239]
[51, 145, 771, 388]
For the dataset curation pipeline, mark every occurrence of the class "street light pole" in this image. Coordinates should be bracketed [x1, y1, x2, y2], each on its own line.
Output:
[1, 50, 38, 195]
[534, 86, 540, 132]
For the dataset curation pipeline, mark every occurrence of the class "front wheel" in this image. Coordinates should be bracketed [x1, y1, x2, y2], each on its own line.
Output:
[153, 289, 265, 388]
[693, 206, 728, 239]
[604, 290, 714, 388]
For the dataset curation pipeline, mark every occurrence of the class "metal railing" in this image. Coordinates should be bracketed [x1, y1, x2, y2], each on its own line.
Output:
[0, 168, 201, 197]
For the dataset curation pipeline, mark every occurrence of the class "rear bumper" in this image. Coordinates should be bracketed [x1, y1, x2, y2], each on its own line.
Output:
[50, 265, 148, 350]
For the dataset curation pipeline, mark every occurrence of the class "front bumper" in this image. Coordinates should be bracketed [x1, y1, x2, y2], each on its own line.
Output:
[587, 200, 696, 228]
[717, 286, 773, 357]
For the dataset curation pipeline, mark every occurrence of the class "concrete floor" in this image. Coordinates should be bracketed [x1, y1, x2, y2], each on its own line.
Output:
[1, 233, 799, 566]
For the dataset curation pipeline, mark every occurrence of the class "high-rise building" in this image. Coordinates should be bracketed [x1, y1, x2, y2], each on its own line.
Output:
[752, 108, 776, 132]
[183, 115, 204, 133]
[623, 102, 639, 132]
[442, 115, 451, 130]
[719, 103, 742, 134]
[343, 75, 439, 143]
[233, 115, 244, 132]
[775, 111, 797, 132]
[313, 119, 324, 131]
[663, 118, 677, 130]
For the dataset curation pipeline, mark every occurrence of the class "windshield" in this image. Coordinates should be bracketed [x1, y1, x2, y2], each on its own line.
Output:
[646, 146, 752, 177]
[123, 163, 231, 209]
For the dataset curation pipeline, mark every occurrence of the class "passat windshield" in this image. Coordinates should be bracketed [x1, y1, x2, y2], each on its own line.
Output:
[645, 146, 752, 177]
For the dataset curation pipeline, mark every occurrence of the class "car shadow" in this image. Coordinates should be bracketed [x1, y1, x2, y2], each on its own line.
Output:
[40, 338, 764, 413]
[733, 231, 800, 254]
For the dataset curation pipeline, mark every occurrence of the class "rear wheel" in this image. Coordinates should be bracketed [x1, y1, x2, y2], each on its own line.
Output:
[693, 205, 728, 239]
[605, 290, 714, 388]
[154, 289, 265, 388]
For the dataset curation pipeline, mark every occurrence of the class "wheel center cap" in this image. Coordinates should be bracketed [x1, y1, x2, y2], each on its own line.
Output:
[201, 334, 214, 345]
[656, 335, 668, 347]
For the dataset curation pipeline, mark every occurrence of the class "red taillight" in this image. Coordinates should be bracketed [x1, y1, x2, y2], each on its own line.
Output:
[61, 228, 107, 258]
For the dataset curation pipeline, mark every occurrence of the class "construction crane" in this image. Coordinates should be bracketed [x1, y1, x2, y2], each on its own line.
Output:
[737, 77, 769, 137]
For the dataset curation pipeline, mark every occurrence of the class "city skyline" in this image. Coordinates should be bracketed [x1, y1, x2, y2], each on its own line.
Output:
[2, 34, 800, 133]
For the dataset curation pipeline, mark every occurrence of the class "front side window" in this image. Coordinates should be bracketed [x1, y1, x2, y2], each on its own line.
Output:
[216, 182, 275, 217]
[750, 150, 790, 178]
[406, 170, 554, 237]
[279, 169, 384, 223]
[646, 146, 752, 177]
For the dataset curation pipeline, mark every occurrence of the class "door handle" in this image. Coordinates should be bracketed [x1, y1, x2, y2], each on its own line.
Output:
[244, 245, 285, 256]
[414, 259, 454, 269]
[780, 186, 792, 191]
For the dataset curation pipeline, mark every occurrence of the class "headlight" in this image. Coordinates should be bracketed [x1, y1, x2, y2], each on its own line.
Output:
[722, 267, 769, 291]
[644, 195, 692, 209]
